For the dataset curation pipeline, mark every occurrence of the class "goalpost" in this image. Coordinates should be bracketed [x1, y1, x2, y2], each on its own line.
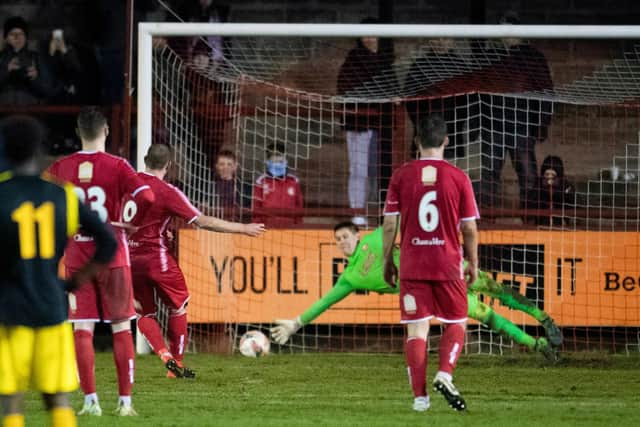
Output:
[137, 23, 640, 355]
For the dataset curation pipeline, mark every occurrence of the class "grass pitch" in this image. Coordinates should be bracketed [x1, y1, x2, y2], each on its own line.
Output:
[21, 351, 640, 426]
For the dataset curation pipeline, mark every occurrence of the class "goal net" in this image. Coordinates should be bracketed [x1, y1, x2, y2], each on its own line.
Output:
[139, 23, 640, 356]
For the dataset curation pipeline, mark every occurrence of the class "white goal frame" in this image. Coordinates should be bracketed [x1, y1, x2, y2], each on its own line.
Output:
[134, 22, 640, 354]
[136, 22, 640, 170]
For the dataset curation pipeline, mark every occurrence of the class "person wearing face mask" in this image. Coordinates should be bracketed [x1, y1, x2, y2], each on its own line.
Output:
[252, 142, 304, 227]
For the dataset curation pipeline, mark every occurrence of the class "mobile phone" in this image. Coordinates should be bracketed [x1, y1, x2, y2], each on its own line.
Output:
[52, 29, 63, 40]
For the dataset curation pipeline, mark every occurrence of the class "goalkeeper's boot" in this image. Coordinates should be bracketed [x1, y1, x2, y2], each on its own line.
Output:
[114, 402, 138, 417]
[433, 372, 467, 412]
[535, 337, 559, 363]
[540, 315, 563, 347]
[412, 396, 430, 412]
[77, 400, 102, 416]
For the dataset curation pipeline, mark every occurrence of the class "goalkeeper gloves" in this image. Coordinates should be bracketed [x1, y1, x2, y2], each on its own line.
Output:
[270, 317, 302, 345]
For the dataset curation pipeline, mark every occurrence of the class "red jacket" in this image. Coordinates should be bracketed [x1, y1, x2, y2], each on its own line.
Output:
[253, 173, 304, 227]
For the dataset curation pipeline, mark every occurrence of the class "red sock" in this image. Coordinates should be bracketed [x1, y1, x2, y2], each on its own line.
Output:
[168, 313, 188, 362]
[74, 329, 96, 394]
[438, 323, 466, 375]
[405, 337, 427, 397]
[137, 316, 168, 358]
[112, 330, 135, 396]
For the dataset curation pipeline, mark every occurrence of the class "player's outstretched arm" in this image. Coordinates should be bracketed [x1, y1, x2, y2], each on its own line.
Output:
[270, 279, 354, 344]
[194, 215, 265, 237]
[66, 203, 118, 291]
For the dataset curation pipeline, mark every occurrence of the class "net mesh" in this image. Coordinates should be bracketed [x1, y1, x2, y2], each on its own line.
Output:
[147, 33, 640, 355]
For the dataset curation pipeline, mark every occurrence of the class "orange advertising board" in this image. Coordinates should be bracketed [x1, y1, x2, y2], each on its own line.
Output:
[179, 229, 640, 326]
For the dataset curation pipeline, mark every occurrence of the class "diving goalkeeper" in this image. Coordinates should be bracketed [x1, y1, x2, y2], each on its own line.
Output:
[270, 222, 562, 359]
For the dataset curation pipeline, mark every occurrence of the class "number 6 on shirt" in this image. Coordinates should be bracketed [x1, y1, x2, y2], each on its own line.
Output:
[418, 190, 438, 232]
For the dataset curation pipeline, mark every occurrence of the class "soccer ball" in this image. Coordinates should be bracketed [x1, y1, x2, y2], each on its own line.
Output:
[239, 330, 270, 358]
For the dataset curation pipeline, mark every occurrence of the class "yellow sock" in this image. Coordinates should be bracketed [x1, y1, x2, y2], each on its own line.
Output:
[2, 414, 24, 427]
[50, 407, 76, 427]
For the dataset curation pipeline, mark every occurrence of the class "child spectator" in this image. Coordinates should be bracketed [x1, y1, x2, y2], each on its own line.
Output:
[212, 149, 251, 221]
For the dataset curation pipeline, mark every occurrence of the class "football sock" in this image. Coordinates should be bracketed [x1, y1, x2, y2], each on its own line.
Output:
[113, 330, 135, 396]
[74, 329, 96, 394]
[84, 393, 98, 406]
[405, 337, 427, 398]
[168, 313, 188, 362]
[137, 316, 168, 357]
[2, 414, 24, 427]
[486, 310, 536, 350]
[51, 407, 76, 427]
[438, 323, 465, 375]
[119, 396, 132, 407]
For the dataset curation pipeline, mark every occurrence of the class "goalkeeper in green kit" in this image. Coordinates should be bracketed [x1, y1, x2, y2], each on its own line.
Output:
[270, 222, 562, 360]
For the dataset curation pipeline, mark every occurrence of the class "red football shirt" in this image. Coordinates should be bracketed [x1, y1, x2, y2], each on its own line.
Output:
[253, 174, 304, 227]
[47, 151, 150, 268]
[384, 158, 479, 281]
[128, 172, 201, 254]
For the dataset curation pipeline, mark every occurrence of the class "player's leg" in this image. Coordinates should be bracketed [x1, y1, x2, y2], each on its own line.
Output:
[42, 393, 76, 427]
[0, 325, 31, 427]
[432, 280, 468, 411]
[132, 269, 173, 365]
[99, 267, 137, 416]
[400, 280, 434, 412]
[470, 271, 562, 346]
[33, 323, 78, 426]
[66, 266, 102, 416]
[1, 394, 25, 427]
[72, 322, 100, 416]
[110, 321, 136, 415]
[151, 256, 195, 378]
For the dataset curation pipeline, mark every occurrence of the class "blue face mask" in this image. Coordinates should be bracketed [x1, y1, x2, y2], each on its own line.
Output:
[267, 160, 287, 177]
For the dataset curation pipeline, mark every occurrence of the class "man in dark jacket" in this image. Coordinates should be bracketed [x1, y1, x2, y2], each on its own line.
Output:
[477, 11, 554, 208]
[0, 16, 53, 105]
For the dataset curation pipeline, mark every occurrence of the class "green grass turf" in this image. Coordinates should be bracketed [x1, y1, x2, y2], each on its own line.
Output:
[18, 351, 640, 426]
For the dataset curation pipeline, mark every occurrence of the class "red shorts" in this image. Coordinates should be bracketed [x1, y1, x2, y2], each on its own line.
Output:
[131, 252, 190, 316]
[399, 279, 468, 323]
[66, 266, 135, 323]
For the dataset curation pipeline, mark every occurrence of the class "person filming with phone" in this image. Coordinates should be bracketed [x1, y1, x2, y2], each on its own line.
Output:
[0, 16, 53, 105]
[47, 27, 83, 104]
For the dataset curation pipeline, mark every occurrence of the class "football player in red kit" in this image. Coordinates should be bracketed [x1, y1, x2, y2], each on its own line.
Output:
[47, 107, 155, 416]
[128, 144, 265, 378]
[382, 114, 479, 413]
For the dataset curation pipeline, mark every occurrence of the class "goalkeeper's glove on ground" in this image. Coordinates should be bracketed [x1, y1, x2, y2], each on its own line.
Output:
[270, 317, 302, 344]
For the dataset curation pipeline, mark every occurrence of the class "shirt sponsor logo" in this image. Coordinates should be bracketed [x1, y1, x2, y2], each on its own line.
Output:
[73, 234, 94, 242]
[411, 236, 445, 246]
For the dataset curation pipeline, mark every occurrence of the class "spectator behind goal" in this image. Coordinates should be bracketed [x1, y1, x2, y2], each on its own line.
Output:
[528, 155, 575, 227]
[253, 142, 304, 227]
